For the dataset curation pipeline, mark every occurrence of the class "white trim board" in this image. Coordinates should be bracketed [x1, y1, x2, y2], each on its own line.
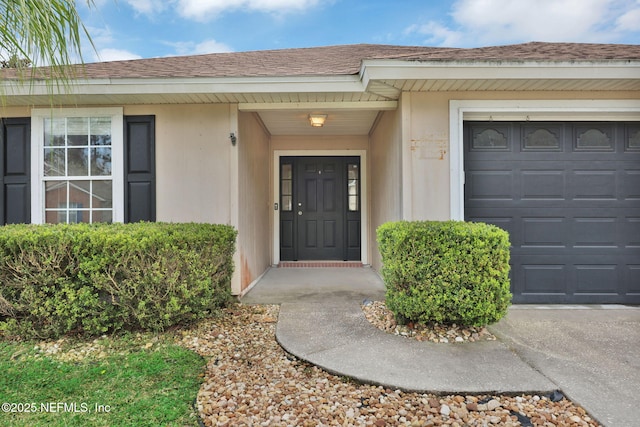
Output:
[272, 150, 369, 265]
[449, 99, 640, 220]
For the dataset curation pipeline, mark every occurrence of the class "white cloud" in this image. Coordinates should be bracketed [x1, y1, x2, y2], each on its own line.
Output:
[407, 0, 639, 47]
[616, 6, 640, 31]
[124, 0, 169, 15]
[87, 26, 115, 47]
[191, 39, 234, 54]
[82, 27, 144, 62]
[176, 0, 321, 21]
[452, 0, 612, 43]
[167, 39, 234, 56]
[96, 48, 143, 62]
[404, 22, 464, 47]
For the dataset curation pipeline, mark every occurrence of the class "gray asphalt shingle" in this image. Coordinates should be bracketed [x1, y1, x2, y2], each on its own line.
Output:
[3, 42, 639, 80]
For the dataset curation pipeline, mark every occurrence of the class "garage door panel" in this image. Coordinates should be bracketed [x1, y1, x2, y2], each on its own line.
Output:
[623, 170, 640, 199]
[625, 217, 640, 247]
[573, 217, 617, 247]
[465, 121, 639, 304]
[570, 170, 617, 200]
[575, 264, 620, 294]
[522, 217, 567, 247]
[513, 293, 640, 304]
[467, 170, 514, 200]
[627, 266, 640, 293]
[469, 208, 631, 249]
[519, 263, 567, 295]
[512, 254, 638, 302]
[470, 166, 639, 204]
[522, 170, 565, 199]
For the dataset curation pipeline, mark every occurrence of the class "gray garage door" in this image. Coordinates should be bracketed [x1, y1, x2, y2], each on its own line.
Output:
[464, 121, 640, 304]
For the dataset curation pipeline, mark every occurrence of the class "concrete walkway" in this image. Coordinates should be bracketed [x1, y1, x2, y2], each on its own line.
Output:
[241, 267, 640, 426]
[490, 305, 640, 427]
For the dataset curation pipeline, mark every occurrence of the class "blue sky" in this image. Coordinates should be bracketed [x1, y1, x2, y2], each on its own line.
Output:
[79, 0, 640, 62]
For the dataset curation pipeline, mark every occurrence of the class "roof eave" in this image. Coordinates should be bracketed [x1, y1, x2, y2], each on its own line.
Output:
[361, 59, 640, 88]
[1, 58, 639, 107]
[1, 74, 364, 97]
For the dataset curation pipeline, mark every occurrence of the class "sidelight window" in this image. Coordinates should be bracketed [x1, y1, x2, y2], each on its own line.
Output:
[347, 163, 359, 211]
[281, 163, 293, 211]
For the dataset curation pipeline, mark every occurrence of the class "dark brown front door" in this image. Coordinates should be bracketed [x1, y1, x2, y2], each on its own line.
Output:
[280, 156, 361, 261]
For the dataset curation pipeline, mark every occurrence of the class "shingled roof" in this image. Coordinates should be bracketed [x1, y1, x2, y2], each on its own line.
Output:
[5, 42, 640, 80]
[72, 44, 434, 79]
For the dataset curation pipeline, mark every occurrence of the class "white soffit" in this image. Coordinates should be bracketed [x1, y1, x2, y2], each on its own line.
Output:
[361, 60, 640, 92]
[257, 109, 379, 135]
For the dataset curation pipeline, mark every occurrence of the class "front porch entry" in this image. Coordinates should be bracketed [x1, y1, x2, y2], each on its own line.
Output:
[240, 266, 385, 304]
[278, 155, 362, 262]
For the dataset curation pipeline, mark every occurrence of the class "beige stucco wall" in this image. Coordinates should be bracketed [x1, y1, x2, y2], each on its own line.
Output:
[401, 92, 450, 221]
[369, 109, 403, 270]
[237, 111, 271, 292]
[0, 106, 31, 117]
[123, 104, 234, 224]
[271, 135, 369, 151]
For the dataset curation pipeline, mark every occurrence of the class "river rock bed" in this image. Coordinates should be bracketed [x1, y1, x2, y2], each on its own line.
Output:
[361, 300, 497, 343]
[178, 304, 601, 427]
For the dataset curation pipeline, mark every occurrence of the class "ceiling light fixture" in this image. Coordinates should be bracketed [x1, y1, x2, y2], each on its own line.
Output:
[308, 114, 327, 127]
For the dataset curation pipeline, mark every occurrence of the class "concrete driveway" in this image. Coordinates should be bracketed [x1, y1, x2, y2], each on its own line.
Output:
[489, 306, 640, 427]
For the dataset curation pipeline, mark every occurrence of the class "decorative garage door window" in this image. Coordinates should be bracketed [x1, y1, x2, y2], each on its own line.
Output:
[523, 126, 561, 150]
[575, 125, 614, 151]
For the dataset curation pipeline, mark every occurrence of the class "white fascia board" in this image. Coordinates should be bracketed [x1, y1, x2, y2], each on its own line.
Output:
[361, 59, 640, 86]
[454, 99, 640, 121]
[2, 75, 365, 97]
[238, 100, 397, 111]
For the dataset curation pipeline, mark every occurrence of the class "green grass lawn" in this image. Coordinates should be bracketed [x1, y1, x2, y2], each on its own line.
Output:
[0, 334, 204, 427]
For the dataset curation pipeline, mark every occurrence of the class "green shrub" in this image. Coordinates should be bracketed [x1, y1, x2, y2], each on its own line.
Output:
[0, 222, 236, 339]
[377, 221, 511, 326]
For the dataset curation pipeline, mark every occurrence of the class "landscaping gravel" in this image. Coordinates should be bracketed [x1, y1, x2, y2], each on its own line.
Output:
[178, 304, 602, 427]
[362, 301, 497, 344]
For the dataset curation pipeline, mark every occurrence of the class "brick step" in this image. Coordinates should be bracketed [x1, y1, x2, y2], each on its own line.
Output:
[278, 261, 363, 268]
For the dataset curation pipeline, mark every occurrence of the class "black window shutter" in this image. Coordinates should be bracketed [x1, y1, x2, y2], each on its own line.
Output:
[1, 118, 31, 224]
[124, 115, 156, 222]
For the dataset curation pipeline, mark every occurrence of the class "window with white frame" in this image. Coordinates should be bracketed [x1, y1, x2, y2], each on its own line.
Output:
[32, 108, 124, 224]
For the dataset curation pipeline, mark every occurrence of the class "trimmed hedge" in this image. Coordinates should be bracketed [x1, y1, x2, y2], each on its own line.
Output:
[0, 222, 236, 339]
[377, 221, 511, 326]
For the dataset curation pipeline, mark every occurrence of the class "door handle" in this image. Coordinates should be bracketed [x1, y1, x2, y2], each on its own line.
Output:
[298, 211, 303, 216]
